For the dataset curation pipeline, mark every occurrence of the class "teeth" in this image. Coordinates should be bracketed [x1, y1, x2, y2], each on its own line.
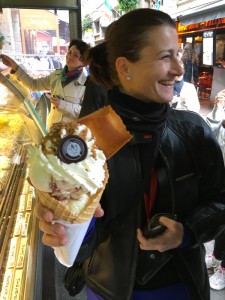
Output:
[160, 81, 173, 86]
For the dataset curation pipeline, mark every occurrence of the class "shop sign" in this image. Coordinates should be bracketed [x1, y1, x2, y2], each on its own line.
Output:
[177, 18, 225, 33]
[20, 9, 58, 30]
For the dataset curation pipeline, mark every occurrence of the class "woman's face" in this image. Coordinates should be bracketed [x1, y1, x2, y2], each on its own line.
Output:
[66, 45, 84, 71]
[119, 26, 184, 104]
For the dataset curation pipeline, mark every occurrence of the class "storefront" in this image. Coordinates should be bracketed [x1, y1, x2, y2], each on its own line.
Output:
[177, 18, 225, 69]
[177, 18, 225, 99]
[172, 1, 225, 99]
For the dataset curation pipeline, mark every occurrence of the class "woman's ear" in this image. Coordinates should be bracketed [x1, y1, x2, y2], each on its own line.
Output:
[116, 57, 132, 81]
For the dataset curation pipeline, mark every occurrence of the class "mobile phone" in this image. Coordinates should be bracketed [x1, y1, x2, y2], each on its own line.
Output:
[143, 213, 177, 238]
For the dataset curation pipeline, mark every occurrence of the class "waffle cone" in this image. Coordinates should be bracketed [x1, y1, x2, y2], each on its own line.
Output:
[37, 164, 109, 224]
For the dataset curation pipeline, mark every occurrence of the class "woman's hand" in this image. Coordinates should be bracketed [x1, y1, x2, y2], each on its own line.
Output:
[50, 97, 60, 108]
[0, 54, 19, 72]
[215, 89, 225, 108]
[34, 202, 104, 248]
[34, 202, 67, 247]
[137, 216, 184, 252]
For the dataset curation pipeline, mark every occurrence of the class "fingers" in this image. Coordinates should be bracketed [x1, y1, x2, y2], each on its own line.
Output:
[0, 55, 18, 71]
[137, 217, 184, 252]
[40, 223, 68, 247]
[137, 228, 165, 251]
[39, 219, 66, 236]
[0, 54, 11, 65]
[93, 204, 104, 217]
[34, 202, 104, 248]
[157, 216, 184, 248]
[50, 98, 60, 108]
[34, 202, 68, 247]
[34, 201, 54, 222]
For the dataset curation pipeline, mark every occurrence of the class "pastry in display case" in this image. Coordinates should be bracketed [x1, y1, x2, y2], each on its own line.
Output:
[0, 72, 49, 300]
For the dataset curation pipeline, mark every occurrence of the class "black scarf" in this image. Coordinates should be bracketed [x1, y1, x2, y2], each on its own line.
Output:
[108, 87, 169, 195]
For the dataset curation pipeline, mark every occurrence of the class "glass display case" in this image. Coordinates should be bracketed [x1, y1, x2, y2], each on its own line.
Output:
[0, 72, 49, 300]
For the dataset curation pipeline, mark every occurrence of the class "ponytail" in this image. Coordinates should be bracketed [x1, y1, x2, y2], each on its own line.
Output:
[86, 42, 114, 89]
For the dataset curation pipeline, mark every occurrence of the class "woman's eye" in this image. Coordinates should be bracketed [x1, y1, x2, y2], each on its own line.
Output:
[162, 55, 170, 59]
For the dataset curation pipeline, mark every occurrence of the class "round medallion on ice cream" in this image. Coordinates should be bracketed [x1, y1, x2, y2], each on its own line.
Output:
[58, 135, 87, 164]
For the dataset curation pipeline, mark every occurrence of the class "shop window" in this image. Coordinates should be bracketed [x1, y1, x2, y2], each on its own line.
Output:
[193, 36, 203, 67]
[216, 33, 225, 68]
[94, 20, 100, 34]
[178, 37, 183, 49]
[112, 6, 121, 19]
[185, 37, 193, 44]
[0, 8, 69, 76]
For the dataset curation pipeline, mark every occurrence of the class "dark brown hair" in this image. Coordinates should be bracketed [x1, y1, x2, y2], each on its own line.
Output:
[86, 8, 176, 88]
[68, 39, 90, 58]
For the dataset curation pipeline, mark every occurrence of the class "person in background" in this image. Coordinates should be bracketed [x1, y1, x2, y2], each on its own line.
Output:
[79, 21, 117, 117]
[172, 60, 200, 113]
[205, 89, 225, 160]
[181, 43, 199, 86]
[34, 9, 225, 300]
[205, 89, 225, 291]
[214, 89, 225, 111]
[47, 50, 62, 70]
[0, 39, 90, 130]
[205, 232, 225, 290]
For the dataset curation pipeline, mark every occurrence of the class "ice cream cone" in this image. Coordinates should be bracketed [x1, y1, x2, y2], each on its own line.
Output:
[37, 164, 109, 224]
[28, 105, 132, 266]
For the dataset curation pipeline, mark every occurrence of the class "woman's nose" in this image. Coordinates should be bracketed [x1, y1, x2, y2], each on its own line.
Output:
[176, 62, 184, 76]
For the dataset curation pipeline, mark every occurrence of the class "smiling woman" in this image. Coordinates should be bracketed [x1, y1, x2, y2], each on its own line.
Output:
[86, 10, 183, 104]
[0, 39, 90, 130]
[34, 8, 225, 300]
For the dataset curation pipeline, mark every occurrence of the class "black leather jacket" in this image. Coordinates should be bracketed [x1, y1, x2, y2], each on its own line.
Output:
[77, 109, 225, 300]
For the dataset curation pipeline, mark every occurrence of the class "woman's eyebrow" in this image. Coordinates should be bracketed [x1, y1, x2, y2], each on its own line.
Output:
[69, 51, 80, 55]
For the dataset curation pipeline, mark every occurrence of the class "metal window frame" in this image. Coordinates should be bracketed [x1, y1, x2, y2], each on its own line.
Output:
[0, 0, 82, 38]
[0, 0, 78, 9]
